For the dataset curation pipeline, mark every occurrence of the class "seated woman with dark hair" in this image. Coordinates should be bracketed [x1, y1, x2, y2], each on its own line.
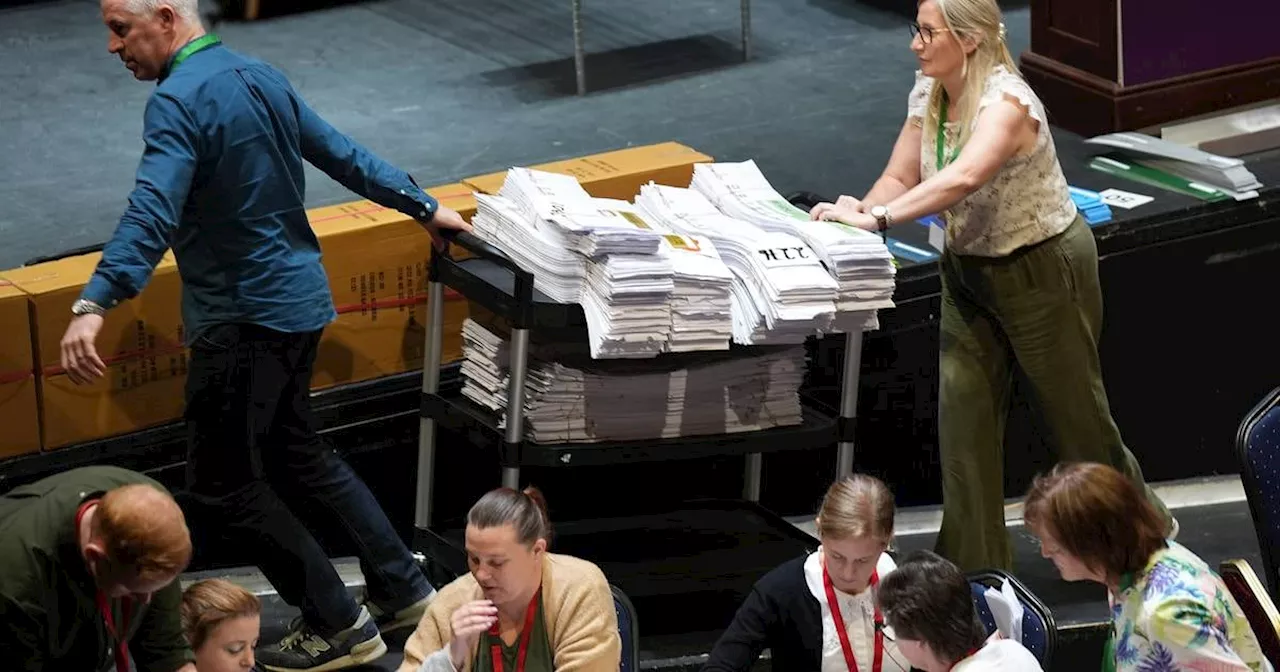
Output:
[181, 578, 263, 672]
[399, 486, 620, 672]
[1025, 462, 1272, 672]
[876, 550, 1042, 672]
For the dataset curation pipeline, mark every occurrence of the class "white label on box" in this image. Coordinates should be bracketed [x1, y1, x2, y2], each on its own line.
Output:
[1099, 188, 1155, 209]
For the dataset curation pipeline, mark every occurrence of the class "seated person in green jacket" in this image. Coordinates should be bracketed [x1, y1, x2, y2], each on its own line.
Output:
[0, 465, 196, 672]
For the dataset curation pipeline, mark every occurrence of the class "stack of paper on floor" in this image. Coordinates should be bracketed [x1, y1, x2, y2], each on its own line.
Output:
[592, 198, 734, 352]
[460, 318, 806, 443]
[690, 160, 896, 332]
[634, 183, 838, 345]
[473, 168, 673, 358]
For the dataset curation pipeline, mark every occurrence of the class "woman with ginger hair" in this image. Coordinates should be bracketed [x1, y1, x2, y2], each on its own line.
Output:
[181, 578, 262, 672]
[1025, 462, 1272, 672]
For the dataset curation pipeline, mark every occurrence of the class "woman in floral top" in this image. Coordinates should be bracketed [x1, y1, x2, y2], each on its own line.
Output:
[1025, 462, 1273, 672]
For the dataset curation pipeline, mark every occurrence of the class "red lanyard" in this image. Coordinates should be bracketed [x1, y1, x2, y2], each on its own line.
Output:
[488, 586, 541, 672]
[76, 500, 131, 672]
[822, 562, 883, 672]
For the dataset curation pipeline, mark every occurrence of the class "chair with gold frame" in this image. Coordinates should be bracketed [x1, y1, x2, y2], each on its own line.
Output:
[1220, 559, 1280, 667]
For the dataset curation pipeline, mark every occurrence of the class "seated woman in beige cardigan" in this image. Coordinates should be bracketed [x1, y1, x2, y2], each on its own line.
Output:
[399, 487, 621, 672]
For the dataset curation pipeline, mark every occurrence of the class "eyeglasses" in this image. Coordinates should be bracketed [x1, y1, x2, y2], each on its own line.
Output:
[874, 621, 912, 669]
[909, 22, 951, 44]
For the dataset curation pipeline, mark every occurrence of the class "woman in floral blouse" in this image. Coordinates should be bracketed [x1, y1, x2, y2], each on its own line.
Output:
[807, 0, 1170, 574]
[1025, 462, 1273, 672]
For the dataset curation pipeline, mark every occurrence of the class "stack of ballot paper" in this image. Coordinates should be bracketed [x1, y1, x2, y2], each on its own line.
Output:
[1068, 186, 1113, 225]
[634, 183, 839, 345]
[1086, 132, 1262, 200]
[460, 318, 806, 443]
[689, 160, 896, 332]
[472, 169, 674, 359]
[592, 198, 735, 351]
[498, 167, 662, 257]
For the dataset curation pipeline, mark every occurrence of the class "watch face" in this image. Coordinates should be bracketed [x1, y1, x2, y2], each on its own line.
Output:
[871, 206, 887, 218]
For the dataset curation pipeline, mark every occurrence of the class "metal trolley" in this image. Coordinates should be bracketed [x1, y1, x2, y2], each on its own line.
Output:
[412, 231, 864, 562]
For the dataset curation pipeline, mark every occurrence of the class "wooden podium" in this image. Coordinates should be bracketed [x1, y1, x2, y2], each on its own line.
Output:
[1019, 0, 1280, 136]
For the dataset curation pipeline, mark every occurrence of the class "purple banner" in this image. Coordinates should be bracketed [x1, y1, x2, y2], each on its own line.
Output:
[1121, 0, 1279, 86]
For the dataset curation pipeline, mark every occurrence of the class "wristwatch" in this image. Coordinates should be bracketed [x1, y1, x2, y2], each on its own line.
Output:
[870, 205, 893, 232]
[71, 298, 106, 317]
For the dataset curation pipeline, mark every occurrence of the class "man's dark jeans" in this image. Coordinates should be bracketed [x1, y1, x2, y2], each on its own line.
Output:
[183, 322, 431, 635]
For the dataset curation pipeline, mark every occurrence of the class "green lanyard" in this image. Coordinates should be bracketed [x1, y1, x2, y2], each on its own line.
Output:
[170, 34, 221, 72]
[936, 93, 962, 172]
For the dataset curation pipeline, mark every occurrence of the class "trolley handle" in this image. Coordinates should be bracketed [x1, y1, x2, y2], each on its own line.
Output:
[431, 229, 536, 328]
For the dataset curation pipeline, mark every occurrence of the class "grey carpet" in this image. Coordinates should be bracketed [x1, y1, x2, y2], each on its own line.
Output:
[0, 0, 1029, 269]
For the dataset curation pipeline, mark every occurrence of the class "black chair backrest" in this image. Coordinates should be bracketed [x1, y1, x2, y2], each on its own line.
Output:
[611, 583, 639, 672]
[1236, 386, 1280, 598]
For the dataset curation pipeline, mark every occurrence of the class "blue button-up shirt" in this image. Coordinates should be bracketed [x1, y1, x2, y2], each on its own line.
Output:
[82, 38, 439, 342]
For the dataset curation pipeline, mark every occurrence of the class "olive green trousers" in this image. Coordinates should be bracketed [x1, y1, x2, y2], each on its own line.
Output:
[932, 216, 1171, 571]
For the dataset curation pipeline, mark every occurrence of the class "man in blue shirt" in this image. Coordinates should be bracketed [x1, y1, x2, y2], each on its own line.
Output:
[60, 1, 470, 669]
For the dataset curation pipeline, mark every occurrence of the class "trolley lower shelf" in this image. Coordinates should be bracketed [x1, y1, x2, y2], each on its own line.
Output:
[421, 391, 837, 467]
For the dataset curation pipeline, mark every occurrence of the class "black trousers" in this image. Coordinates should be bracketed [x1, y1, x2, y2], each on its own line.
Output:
[183, 323, 431, 635]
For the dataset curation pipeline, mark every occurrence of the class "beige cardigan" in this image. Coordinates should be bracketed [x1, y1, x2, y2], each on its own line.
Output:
[398, 553, 621, 672]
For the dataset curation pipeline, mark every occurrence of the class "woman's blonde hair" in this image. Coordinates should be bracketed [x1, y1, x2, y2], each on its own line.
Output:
[922, 0, 1020, 148]
[816, 474, 895, 543]
[181, 579, 262, 650]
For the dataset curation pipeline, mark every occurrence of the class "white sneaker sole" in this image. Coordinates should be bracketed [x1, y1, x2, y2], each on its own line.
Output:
[260, 635, 388, 672]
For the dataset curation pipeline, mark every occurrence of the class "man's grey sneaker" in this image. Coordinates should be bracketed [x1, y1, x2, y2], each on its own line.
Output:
[257, 605, 387, 672]
[365, 590, 435, 634]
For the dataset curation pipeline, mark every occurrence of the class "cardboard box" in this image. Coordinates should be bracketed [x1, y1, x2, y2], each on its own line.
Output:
[462, 142, 714, 201]
[0, 279, 40, 458]
[308, 198, 471, 389]
[1, 253, 186, 450]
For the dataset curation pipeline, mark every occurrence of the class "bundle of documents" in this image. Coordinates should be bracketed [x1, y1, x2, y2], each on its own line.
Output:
[689, 160, 896, 332]
[497, 167, 662, 257]
[590, 197, 734, 351]
[460, 318, 806, 443]
[1086, 132, 1261, 200]
[634, 183, 838, 345]
[471, 193, 585, 303]
[472, 172, 673, 358]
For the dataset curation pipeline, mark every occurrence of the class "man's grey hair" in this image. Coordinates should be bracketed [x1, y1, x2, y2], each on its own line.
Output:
[123, 0, 201, 23]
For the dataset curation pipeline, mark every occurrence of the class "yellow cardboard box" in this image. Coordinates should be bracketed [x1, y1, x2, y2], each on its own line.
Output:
[0, 279, 40, 458]
[309, 195, 472, 389]
[1, 253, 186, 450]
[463, 142, 714, 200]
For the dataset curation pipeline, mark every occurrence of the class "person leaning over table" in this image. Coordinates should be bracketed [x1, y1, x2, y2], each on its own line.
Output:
[0, 466, 196, 672]
[807, 0, 1173, 572]
[1025, 462, 1274, 672]
[399, 486, 621, 672]
[703, 474, 910, 672]
[876, 550, 1043, 672]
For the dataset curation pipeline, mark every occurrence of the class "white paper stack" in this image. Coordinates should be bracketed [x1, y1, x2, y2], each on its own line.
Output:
[474, 170, 672, 358]
[592, 198, 734, 352]
[635, 183, 838, 345]
[498, 168, 662, 258]
[460, 318, 806, 443]
[471, 193, 584, 303]
[690, 160, 896, 332]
